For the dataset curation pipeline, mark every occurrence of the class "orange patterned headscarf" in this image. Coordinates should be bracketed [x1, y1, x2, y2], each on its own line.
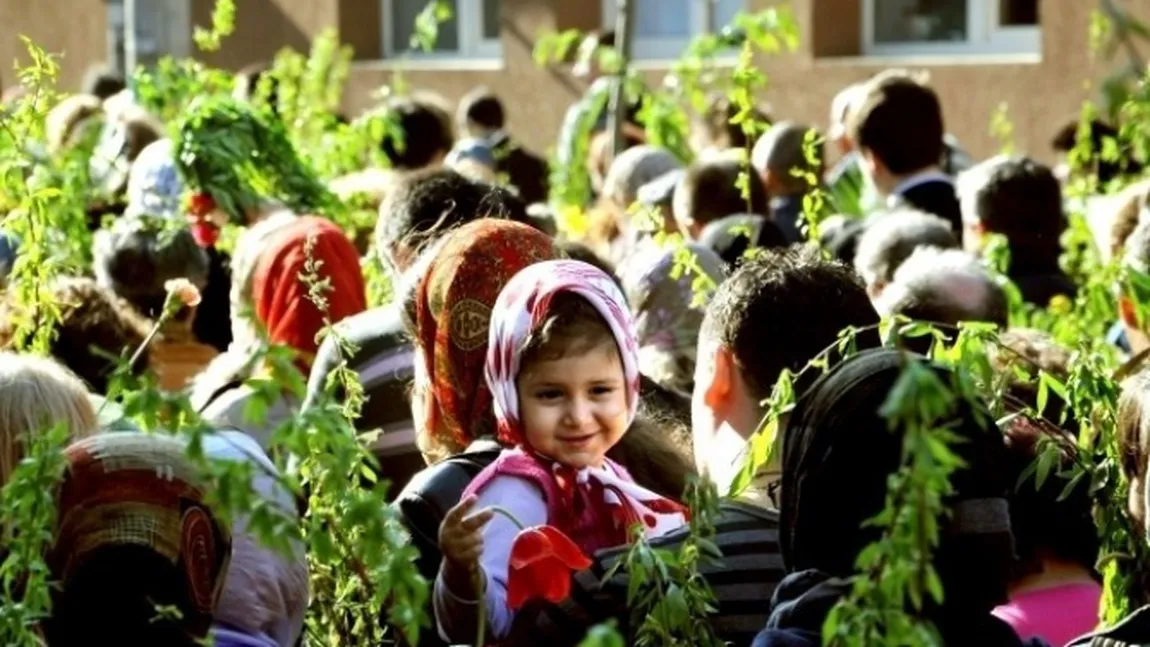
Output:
[416, 220, 555, 448]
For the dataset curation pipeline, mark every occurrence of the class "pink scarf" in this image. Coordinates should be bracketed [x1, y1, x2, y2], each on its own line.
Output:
[484, 260, 686, 540]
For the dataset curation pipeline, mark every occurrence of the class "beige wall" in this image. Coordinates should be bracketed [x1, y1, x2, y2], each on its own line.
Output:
[9, 0, 1149, 167]
[0, 0, 109, 92]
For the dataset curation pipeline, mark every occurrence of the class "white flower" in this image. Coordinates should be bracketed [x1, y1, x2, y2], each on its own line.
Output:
[164, 278, 202, 308]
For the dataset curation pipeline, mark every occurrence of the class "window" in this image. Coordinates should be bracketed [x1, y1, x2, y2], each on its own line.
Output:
[383, 0, 501, 59]
[863, 0, 1040, 56]
[602, 0, 744, 60]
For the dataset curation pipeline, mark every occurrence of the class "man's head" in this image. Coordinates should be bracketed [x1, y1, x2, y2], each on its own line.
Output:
[691, 95, 771, 156]
[829, 83, 865, 156]
[874, 247, 1009, 329]
[853, 209, 958, 297]
[573, 30, 616, 82]
[957, 155, 1066, 271]
[457, 86, 505, 138]
[751, 121, 823, 198]
[692, 247, 879, 490]
[379, 95, 455, 171]
[673, 150, 768, 240]
[81, 65, 126, 101]
[374, 168, 529, 277]
[849, 70, 944, 195]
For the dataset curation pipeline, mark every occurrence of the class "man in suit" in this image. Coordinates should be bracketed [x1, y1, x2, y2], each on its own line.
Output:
[850, 70, 962, 235]
[456, 87, 550, 205]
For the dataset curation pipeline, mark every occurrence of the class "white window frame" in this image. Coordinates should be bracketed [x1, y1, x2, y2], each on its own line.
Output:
[601, 0, 743, 60]
[861, 0, 1040, 57]
[382, 0, 501, 60]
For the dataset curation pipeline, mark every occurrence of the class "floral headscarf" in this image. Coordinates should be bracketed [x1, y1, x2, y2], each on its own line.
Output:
[416, 220, 556, 448]
[486, 260, 642, 446]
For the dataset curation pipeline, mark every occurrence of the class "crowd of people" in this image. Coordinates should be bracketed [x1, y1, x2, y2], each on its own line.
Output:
[5, 28, 1150, 647]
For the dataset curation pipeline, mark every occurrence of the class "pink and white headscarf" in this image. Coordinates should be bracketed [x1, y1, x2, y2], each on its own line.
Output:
[485, 259, 642, 447]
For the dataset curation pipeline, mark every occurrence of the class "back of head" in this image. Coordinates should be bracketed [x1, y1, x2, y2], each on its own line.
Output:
[674, 150, 768, 232]
[829, 82, 866, 142]
[0, 277, 150, 394]
[45, 94, 103, 155]
[375, 168, 529, 273]
[849, 70, 944, 175]
[602, 145, 682, 208]
[876, 247, 1009, 329]
[380, 95, 455, 170]
[93, 218, 210, 319]
[1109, 180, 1150, 260]
[854, 209, 959, 291]
[701, 246, 879, 402]
[46, 432, 231, 647]
[457, 86, 505, 135]
[234, 61, 278, 108]
[0, 353, 96, 485]
[253, 217, 367, 361]
[1051, 117, 1142, 186]
[780, 348, 1011, 612]
[81, 65, 126, 101]
[694, 95, 771, 153]
[698, 213, 788, 270]
[957, 155, 1065, 269]
[751, 121, 823, 191]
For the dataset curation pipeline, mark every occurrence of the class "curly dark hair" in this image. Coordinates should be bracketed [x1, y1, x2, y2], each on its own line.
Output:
[701, 246, 879, 401]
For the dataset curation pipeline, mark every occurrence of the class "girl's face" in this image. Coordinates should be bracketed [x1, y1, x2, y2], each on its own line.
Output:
[516, 342, 628, 470]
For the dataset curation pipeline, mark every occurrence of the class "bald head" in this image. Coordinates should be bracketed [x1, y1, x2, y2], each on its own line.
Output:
[752, 122, 823, 195]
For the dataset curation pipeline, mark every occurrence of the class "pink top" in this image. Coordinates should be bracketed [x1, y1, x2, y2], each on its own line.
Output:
[992, 581, 1102, 646]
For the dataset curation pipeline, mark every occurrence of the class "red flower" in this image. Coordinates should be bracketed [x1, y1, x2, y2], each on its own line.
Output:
[187, 192, 216, 217]
[506, 525, 592, 609]
[190, 221, 220, 248]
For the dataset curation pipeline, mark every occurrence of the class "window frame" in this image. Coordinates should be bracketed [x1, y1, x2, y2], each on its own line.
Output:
[861, 0, 1040, 57]
[381, 0, 502, 60]
[600, 0, 742, 60]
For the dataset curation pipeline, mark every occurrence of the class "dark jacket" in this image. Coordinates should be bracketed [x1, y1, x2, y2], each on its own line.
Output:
[391, 439, 503, 647]
[1010, 266, 1078, 308]
[890, 178, 963, 235]
[752, 570, 1049, 647]
[1067, 605, 1150, 646]
[193, 247, 233, 352]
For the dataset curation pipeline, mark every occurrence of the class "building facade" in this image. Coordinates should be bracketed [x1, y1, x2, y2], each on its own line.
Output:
[2, 0, 1142, 163]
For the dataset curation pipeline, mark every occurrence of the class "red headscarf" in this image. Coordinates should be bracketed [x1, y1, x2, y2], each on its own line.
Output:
[252, 216, 366, 364]
[416, 220, 555, 448]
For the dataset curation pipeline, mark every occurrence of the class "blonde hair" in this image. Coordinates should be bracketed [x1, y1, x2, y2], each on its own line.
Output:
[0, 353, 97, 484]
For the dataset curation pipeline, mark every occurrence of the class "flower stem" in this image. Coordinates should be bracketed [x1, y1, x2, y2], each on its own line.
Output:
[475, 505, 527, 644]
[486, 505, 527, 530]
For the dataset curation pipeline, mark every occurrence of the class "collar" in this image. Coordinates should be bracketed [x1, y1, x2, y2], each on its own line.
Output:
[887, 168, 952, 205]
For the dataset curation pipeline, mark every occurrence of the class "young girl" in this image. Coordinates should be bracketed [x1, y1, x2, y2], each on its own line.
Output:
[435, 260, 689, 643]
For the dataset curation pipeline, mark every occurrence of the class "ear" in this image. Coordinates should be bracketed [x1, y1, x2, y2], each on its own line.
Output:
[867, 280, 885, 300]
[1121, 295, 1141, 328]
[703, 344, 735, 411]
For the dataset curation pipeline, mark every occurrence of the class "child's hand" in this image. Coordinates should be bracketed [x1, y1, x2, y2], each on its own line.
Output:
[439, 495, 495, 574]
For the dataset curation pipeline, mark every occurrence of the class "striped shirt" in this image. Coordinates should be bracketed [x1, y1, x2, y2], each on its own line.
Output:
[511, 500, 784, 646]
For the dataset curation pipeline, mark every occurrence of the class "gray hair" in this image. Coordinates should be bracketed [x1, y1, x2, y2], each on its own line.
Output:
[875, 247, 1008, 328]
[854, 209, 958, 288]
[602, 145, 682, 208]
